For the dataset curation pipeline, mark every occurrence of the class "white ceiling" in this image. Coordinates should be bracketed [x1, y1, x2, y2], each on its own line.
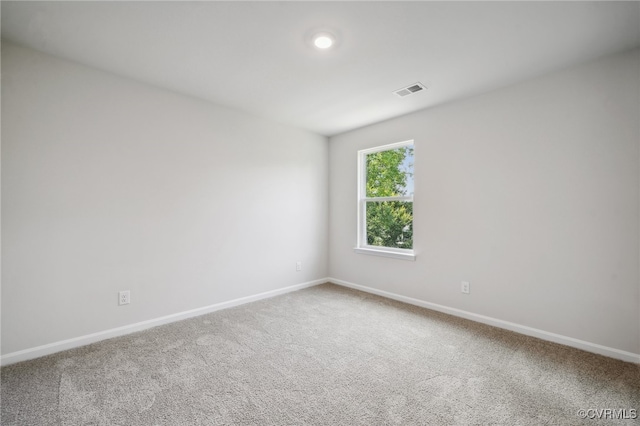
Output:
[2, 1, 639, 136]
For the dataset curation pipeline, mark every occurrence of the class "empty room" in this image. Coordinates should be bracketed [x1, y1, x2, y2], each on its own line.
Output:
[1, 1, 639, 425]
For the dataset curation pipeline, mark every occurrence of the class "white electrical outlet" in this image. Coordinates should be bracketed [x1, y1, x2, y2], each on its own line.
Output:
[119, 290, 130, 305]
[461, 281, 470, 294]
[296, 261, 302, 271]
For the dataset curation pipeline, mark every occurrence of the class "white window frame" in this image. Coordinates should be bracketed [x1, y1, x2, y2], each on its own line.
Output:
[354, 140, 416, 261]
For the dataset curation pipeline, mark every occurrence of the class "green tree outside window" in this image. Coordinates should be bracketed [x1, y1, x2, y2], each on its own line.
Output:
[364, 145, 414, 249]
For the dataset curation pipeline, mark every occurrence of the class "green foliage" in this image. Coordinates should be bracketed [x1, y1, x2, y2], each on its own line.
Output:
[365, 147, 413, 249]
[366, 201, 413, 248]
[366, 148, 411, 197]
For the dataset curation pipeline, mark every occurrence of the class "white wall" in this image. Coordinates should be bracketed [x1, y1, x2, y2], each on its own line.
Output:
[3, 41, 638, 362]
[329, 49, 640, 356]
[1, 42, 329, 356]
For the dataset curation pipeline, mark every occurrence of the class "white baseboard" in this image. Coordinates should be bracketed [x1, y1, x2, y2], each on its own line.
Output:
[5, 277, 637, 366]
[328, 277, 640, 364]
[1, 278, 328, 366]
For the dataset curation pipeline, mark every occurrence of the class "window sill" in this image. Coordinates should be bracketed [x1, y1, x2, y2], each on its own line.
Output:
[353, 247, 416, 261]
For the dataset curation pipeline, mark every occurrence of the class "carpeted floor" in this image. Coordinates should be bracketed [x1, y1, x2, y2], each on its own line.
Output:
[1, 283, 638, 425]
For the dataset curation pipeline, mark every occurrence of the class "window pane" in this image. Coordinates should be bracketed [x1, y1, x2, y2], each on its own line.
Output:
[366, 201, 413, 249]
[366, 146, 414, 198]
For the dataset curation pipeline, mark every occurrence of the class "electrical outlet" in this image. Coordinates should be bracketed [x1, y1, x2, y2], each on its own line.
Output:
[119, 290, 130, 305]
[296, 261, 302, 271]
[461, 281, 470, 294]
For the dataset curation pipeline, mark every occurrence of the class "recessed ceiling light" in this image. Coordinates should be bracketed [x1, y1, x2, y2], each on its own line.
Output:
[313, 33, 335, 49]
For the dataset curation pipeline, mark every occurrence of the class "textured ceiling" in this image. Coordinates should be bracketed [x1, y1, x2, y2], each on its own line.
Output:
[2, 1, 639, 136]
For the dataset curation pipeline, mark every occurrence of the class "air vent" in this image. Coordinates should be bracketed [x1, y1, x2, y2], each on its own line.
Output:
[394, 82, 427, 98]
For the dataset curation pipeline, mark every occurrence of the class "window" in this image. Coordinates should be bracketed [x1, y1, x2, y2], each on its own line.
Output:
[355, 140, 415, 261]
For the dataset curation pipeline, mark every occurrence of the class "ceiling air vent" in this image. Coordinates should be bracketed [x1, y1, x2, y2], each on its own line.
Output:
[394, 82, 427, 98]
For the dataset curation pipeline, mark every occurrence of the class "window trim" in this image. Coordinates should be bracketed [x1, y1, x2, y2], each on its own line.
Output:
[355, 140, 415, 261]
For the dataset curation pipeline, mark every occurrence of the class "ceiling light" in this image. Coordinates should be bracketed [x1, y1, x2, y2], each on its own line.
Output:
[313, 33, 335, 49]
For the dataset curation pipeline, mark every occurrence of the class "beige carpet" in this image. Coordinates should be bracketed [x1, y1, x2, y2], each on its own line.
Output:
[1, 283, 638, 425]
